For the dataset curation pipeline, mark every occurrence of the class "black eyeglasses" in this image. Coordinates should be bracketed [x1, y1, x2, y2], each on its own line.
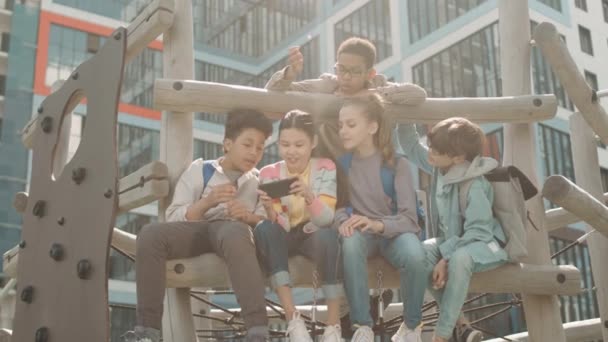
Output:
[334, 63, 367, 78]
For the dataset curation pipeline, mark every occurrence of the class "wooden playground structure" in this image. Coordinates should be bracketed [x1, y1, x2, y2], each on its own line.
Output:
[1, 0, 608, 341]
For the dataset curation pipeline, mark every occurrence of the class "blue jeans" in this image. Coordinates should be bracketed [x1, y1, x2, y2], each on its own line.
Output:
[254, 220, 344, 299]
[424, 239, 507, 339]
[341, 231, 429, 329]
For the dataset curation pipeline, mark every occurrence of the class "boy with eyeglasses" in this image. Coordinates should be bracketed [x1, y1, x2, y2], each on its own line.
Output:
[266, 37, 426, 104]
[265, 37, 426, 159]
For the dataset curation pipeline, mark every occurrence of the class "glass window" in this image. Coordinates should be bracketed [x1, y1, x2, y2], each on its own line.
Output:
[539, 124, 575, 208]
[110, 305, 136, 342]
[194, 0, 318, 57]
[408, 0, 489, 43]
[0, 74, 5, 97]
[584, 70, 598, 90]
[47, 25, 161, 109]
[601, 168, 608, 192]
[413, 23, 501, 98]
[110, 212, 156, 281]
[0, 32, 9, 53]
[413, 22, 573, 111]
[549, 236, 597, 322]
[575, 0, 587, 11]
[54, 0, 152, 22]
[193, 139, 223, 160]
[117, 123, 160, 177]
[194, 37, 319, 124]
[537, 0, 562, 11]
[578, 25, 593, 56]
[335, 0, 392, 62]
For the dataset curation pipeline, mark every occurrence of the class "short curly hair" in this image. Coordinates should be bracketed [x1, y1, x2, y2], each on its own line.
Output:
[224, 108, 273, 141]
[427, 117, 485, 162]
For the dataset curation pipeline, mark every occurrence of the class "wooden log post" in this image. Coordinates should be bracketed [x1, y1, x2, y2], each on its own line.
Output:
[542, 175, 608, 237]
[568, 113, 608, 339]
[544, 191, 608, 231]
[158, 0, 198, 341]
[153, 79, 557, 123]
[533, 22, 608, 144]
[498, 2, 566, 341]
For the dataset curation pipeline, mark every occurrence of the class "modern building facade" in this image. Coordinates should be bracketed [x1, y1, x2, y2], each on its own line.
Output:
[0, 0, 606, 340]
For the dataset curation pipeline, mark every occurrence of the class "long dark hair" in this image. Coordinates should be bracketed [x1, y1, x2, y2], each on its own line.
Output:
[278, 109, 315, 140]
[279, 109, 350, 209]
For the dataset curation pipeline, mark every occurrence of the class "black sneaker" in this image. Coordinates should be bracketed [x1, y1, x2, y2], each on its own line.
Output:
[452, 324, 483, 342]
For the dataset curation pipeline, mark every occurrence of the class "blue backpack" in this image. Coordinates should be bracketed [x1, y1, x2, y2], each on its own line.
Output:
[202, 160, 215, 190]
[337, 153, 425, 230]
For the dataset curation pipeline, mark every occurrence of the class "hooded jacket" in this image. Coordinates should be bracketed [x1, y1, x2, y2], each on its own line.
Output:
[397, 124, 508, 265]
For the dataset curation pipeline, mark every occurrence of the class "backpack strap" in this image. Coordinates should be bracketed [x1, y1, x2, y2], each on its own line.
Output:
[380, 158, 398, 215]
[337, 153, 354, 216]
[458, 179, 474, 218]
[337, 153, 353, 175]
[202, 160, 216, 190]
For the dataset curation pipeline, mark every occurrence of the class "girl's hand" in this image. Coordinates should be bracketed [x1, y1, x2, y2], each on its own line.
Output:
[339, 215, 384, 237]
[290, 178, 315, 205]
[432, 259, 448, 290]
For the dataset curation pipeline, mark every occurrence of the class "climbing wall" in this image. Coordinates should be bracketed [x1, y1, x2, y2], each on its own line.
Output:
[11, 27, 126, 342]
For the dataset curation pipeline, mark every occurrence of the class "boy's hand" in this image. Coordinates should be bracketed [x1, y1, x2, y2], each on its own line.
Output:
[432, 259, 448, 290]
[203, 183, 236, 207]
[257, 189, 274, 211]
[226, 200, 251, 222]
[289, 178, 314, 205]
[285, 46, 303, 81]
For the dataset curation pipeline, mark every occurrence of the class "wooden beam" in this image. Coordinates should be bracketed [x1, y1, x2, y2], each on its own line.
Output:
[158, 0, 197, 341]
[125, 0, 175, 63]
[153, 79, 557, 123]
[484, 318, 603, 342]
[499, 2, 566, 341]
[569, 112, 608, 340]
[11, 162, 170, 216]
[161, 254, 581, 295]
[117, 161, 169, 213]
[6, 228, 581, 296]
[544, 191, 608, 231]
[542, 175, 608, 238]
[533, 22, 608, 144]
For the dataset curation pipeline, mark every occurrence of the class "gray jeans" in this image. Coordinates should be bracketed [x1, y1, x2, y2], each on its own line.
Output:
[135, 220, 268, 330]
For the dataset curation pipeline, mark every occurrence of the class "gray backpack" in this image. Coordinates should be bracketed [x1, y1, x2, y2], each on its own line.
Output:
[458, 166, 538, 262]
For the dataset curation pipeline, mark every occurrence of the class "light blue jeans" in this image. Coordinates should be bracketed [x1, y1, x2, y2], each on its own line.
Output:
[341, 231, 429, 329]
[424, 239, 507, 339]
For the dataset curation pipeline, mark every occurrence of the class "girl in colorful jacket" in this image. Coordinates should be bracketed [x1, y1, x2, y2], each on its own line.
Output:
[255, 110, 343, 342]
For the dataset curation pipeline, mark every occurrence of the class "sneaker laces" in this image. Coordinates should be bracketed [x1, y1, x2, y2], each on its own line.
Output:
[352, 325, 374, 342]
[321, 324, 342, 342]
[286, 311, 312, 341]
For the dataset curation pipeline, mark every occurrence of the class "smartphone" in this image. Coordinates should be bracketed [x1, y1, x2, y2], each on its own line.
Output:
[259, 177, 298, 199]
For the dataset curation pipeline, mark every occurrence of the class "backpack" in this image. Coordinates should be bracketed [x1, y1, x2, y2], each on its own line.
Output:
[202, 160, 215, 190]
[338, 153, 426, 228]
[458, 166, 538, 262]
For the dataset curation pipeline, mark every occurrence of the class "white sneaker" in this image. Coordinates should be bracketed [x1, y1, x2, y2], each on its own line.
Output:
[320, 324, 342, 342]
[286, 311, 312, 342]
[351, 325, 374, 342]
[391, 322, 422, 342]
